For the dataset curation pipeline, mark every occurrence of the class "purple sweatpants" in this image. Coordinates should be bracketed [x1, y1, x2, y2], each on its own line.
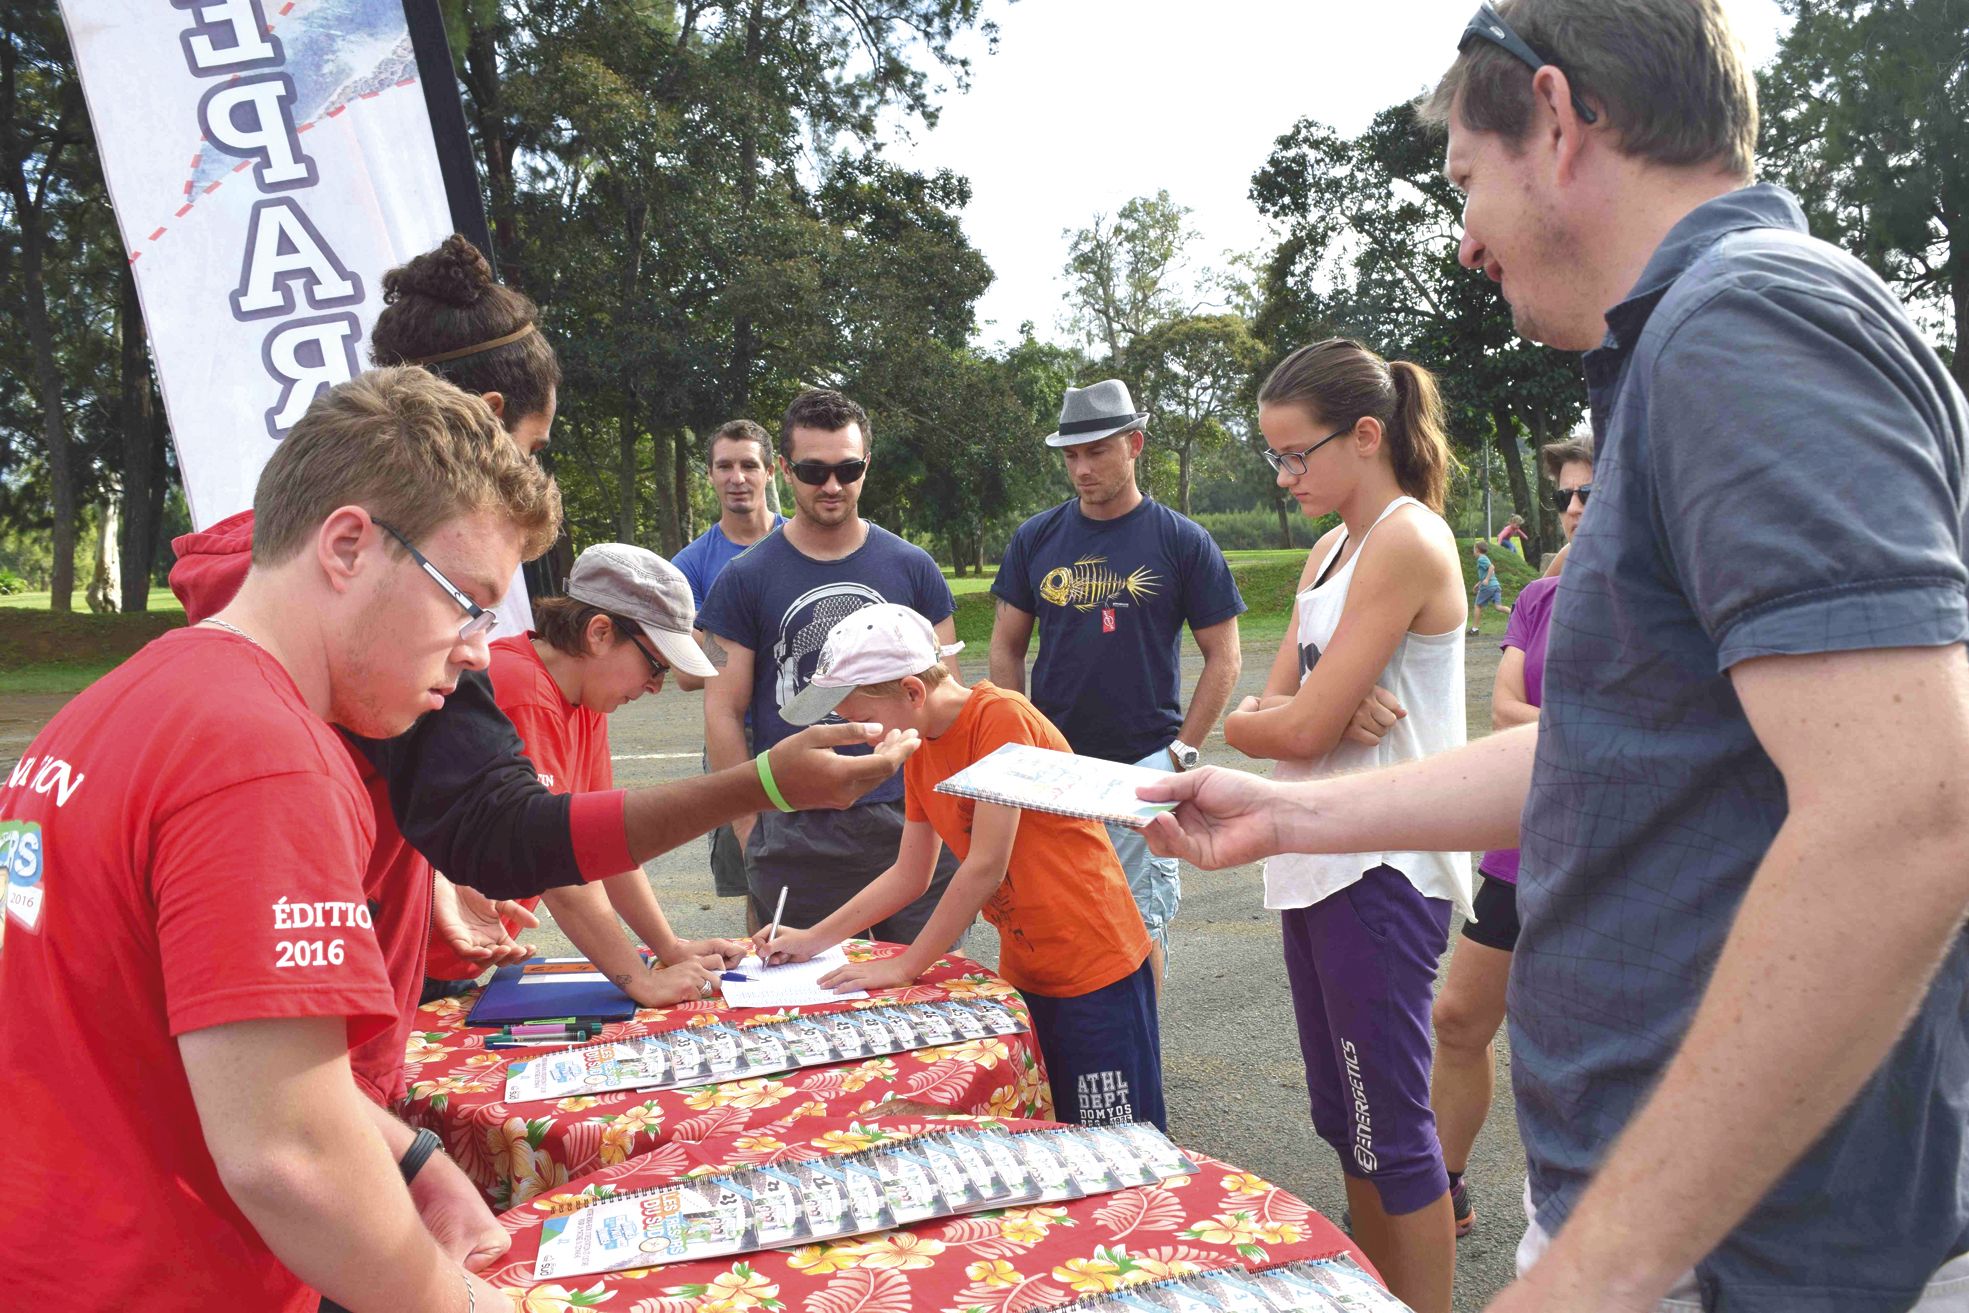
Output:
[1280, 863, 1453, 1215]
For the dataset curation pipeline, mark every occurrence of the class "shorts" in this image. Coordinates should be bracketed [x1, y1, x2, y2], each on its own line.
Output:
[744, 801, 962, 947]
[1024, 957, 1165, 1131]
[1281, 864, 1453, 1215]
[1475, 580, 1503, 607]
[1460, 873, 1521, 952]
[1109, 746, 1185, 952]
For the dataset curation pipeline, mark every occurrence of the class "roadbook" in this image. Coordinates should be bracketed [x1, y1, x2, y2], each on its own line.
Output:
[932, 743, 1178, 829]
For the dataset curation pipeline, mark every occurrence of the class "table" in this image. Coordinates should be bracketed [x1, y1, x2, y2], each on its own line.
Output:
[478, 1112, 1373, 1311]
[398, 942, 1054, 1209]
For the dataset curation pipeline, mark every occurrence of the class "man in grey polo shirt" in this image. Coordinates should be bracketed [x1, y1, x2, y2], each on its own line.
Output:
[1139, 3, 1969, 1311]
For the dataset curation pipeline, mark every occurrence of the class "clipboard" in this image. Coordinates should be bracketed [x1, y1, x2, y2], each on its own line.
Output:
[463, 956, 640, 1026]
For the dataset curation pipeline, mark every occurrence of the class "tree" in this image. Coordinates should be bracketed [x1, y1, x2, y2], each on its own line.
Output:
[1759, 0, 1967, 389]
[1250, 102, 1585, 561]
[1061, 191, 1196, 361]
[1130, 313, 1265, 516]
[0, 5, 88, 610]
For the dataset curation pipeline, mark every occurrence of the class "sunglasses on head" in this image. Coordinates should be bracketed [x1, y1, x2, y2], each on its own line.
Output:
[788, 458, 868, 486]
[1552, 484, 1592, 512]
[1459, 3, 1599, 125]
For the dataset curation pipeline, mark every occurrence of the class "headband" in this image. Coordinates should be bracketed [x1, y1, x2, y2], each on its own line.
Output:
[401, 321, 537, 366]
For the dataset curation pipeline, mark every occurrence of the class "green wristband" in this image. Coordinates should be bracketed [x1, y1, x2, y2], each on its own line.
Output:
[755, 749, 795, 813]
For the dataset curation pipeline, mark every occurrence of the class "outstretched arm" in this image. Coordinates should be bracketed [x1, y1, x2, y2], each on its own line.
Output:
[1141, 723, 1536, 869]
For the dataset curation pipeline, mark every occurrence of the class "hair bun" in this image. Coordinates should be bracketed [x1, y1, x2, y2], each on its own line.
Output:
[381, 233, 494, 309]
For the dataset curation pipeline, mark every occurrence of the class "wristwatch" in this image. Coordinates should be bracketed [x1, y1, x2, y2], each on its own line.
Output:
[1167, 742, 1201, 772]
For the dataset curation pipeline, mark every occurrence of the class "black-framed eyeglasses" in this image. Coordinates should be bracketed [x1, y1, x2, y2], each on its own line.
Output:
[1552, 484, 1593, 512]
[787, 458, 868, 486]
[1262, 425, 1355, 478]
[1459, 4, 1600, 125]
[627, 632, 670, 682]
[374, 520, 497, 640]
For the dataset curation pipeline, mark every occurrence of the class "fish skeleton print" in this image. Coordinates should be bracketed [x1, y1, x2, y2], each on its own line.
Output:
[1037, 556, 1161, 611]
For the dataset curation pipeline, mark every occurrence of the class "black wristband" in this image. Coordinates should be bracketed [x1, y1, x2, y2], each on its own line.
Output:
[398, 1127, 442, 1185]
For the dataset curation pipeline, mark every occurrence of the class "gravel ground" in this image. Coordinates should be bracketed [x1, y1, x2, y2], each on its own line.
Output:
[0, 627, 1521, 1309]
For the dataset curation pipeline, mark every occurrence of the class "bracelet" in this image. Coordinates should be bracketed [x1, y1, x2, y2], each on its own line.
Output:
[755, 749, 794, 813]
[464, 1272, 476, 1313]
[398, 1126, 442, 1185]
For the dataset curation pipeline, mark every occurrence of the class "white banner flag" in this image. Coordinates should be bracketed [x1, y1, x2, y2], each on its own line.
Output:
[61, 0, 531, 627]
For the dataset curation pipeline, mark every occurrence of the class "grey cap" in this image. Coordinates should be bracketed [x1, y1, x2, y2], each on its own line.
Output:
[1044, 378, 1151, 448]
[564, 543, 718, 678]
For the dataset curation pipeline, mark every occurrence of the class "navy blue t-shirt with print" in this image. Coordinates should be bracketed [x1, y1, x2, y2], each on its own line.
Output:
[1518, 185, 1969, 1310]
[697, 523, 955, 806]
[992, 496, 1244, 764]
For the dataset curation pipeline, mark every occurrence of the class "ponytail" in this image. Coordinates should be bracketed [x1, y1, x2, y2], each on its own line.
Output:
[1386, 361, 1453, 514]
[1258, 338, 1457, 513]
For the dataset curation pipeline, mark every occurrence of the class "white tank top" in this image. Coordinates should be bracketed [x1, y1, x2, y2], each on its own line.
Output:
[1262, 495, 1474, 917]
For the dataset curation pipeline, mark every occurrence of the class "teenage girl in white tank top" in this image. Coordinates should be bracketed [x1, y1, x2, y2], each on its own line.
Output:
[1223, 339, 1470, 1313]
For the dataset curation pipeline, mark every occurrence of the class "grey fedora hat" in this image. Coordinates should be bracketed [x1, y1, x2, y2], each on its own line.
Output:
[1044, 379, 1151, 448]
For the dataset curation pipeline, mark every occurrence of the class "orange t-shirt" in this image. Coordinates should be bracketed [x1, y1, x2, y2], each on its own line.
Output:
[423, 635, 614, 980]
[904, 682, 1150, 999]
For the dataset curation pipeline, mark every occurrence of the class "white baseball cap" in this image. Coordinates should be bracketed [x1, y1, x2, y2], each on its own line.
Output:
[780, 603, 964, 726]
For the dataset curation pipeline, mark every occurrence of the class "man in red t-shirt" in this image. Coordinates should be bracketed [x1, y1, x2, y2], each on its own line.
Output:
[0, 369, 560, 1312]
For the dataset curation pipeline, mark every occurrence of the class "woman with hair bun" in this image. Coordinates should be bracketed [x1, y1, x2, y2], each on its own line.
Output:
[369, 232, 562, 454]
[1224, 338, 1471, 1313]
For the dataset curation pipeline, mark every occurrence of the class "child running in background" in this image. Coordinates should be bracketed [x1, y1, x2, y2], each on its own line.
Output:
[422, 544, 749, 1005]
[1468, 540, 1505, 635]
[759, 603, 1164, 1130]
[1225, 339, 1470, 1313]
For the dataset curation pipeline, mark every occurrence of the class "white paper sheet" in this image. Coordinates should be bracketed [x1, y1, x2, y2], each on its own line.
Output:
[719, 944, 869, 1008]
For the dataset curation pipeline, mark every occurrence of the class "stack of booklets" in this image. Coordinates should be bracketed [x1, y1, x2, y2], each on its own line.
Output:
[1046, 1255, 1413, 1312]
[533, 1121, 1200, 1281]
[504, 998, 1026, 1104]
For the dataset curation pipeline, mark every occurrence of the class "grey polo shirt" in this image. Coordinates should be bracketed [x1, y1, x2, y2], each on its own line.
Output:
[1515, 184, 1969, 1311]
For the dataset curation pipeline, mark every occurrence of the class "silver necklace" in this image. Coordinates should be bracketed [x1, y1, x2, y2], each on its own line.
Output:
[201, 617, 263, 649]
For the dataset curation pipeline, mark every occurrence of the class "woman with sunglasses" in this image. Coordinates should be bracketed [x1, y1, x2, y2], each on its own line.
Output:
[423, 544, 751, 1006]
[1427, 434, 1592, 1239]
[1227, 339, 1469, 1313]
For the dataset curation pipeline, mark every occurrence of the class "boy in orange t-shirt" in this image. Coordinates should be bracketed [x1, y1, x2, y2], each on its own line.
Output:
[763, 603, 1163, 1128]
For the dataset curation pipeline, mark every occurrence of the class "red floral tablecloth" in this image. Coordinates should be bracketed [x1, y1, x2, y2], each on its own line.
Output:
[398, 943, 1053, 1209]
[482, 1113, 1372, 1311]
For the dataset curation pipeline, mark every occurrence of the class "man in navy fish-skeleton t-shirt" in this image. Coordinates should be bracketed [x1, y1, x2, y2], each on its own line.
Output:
[989, 379, 1245, 992]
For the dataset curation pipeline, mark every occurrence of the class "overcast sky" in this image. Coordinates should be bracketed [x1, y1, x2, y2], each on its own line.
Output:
[884, 0, 1791, 351]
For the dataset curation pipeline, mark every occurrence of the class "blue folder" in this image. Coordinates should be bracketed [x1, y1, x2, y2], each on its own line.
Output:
[463, 958, 640, 1027]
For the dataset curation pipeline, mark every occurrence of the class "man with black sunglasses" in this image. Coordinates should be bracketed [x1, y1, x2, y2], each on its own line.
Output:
[1141, 2, 1969, 1310]
[699, 388, 964, 940]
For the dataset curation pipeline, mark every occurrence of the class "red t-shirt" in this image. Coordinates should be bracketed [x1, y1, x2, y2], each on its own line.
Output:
[423, 636, 615, 980]
[0, 628, 395, 1311]
[904, 683, 1150, 998]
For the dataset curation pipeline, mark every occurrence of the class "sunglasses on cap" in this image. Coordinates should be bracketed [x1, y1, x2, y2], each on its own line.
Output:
[1552, 484, 1592, 512]
[1459, 3, 1600, 125]
[787, 458, 868, 486]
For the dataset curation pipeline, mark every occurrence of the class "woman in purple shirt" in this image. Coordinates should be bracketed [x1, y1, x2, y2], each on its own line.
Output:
[1428, 435, 1593, 1239]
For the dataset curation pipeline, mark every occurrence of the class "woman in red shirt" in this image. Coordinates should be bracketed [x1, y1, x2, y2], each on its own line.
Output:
[424, 544, 747, 1004]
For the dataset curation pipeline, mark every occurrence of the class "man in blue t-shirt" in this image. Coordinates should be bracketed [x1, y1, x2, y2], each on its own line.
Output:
[673, 419, 786, 901]
[699, 389, 961, 938]
[989, 379, 1245, 991]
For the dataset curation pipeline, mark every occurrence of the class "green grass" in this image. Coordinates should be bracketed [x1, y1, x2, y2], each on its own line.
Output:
[0, 586, 183, 611]
[0, 598, 187, 694]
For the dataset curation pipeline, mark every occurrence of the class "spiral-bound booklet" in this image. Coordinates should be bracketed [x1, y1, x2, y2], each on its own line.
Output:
[932, 743, 1177, 828]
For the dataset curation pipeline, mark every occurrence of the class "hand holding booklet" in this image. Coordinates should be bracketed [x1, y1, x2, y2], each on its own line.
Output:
[932, 742, 1178, 828]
